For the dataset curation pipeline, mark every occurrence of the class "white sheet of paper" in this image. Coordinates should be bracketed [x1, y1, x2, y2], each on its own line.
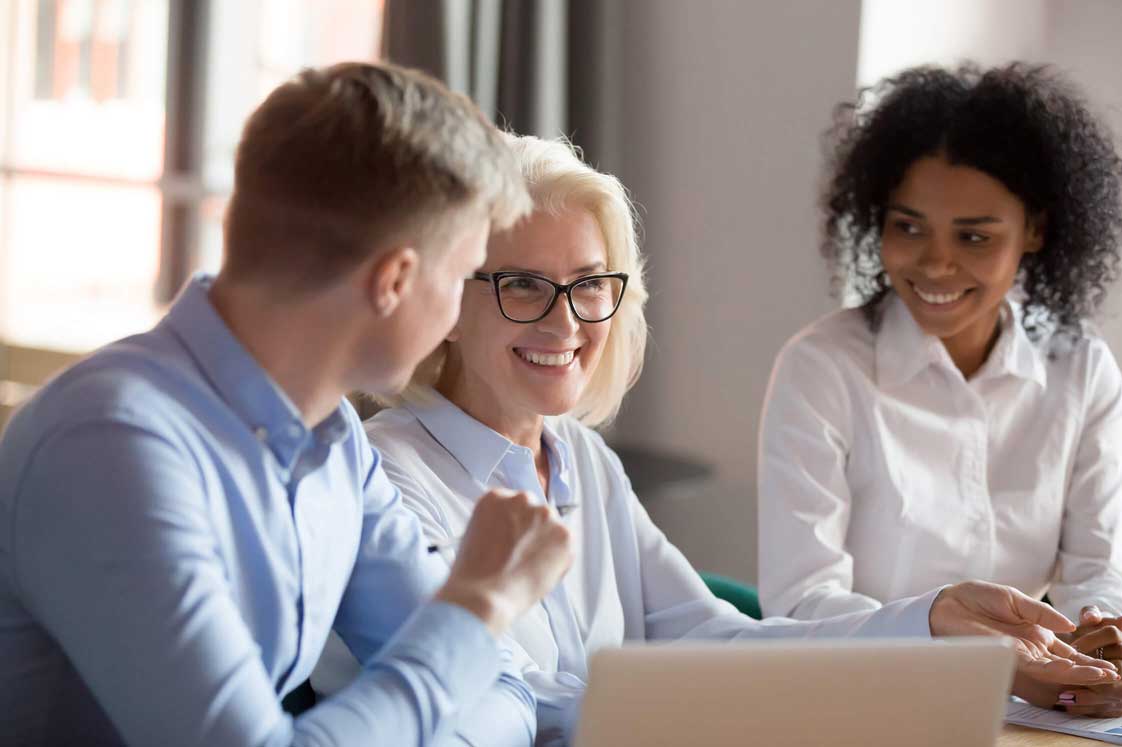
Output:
[1006, 698, 1122, 744]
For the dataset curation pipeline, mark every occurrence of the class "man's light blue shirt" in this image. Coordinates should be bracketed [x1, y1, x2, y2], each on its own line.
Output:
[0, 276, 535, 746]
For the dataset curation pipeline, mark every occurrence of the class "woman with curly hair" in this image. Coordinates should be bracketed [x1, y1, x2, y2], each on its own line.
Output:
[757, 63, 1122, 711]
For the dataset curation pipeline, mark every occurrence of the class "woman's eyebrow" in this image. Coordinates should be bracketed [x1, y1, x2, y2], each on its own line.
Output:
[573, 262, 608, 273]
[887, 203, 1003, 226]
[952, 216, 1003, 226]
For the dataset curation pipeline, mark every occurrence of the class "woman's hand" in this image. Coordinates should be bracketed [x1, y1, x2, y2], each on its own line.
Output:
[1067, 605, 1122, 669]
[1012, 672, 1122, 716]
[1036, 605, 1122, 716]
[435, 488, 573, 637]
[1054, 684, 1122, 717]
[930, 582, 1120, 685]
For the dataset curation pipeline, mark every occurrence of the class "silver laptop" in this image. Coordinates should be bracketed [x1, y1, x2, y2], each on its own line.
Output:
[574, 638, 1015, 747]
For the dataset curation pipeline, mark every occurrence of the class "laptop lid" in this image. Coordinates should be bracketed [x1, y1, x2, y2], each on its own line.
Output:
[574, 637, 1015, 747]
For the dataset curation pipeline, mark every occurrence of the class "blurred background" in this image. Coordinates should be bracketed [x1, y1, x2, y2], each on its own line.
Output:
[2, 0, 1121, 585]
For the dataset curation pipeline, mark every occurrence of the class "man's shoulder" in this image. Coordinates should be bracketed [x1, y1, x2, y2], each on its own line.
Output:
[2, 327, 209, 456]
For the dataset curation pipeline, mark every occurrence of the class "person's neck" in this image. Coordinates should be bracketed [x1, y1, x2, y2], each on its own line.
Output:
[436, 375, 545, 458]
[461, 393, 549, 497]
[209, 275, 350, 426]
[940, 306, 1004, 380]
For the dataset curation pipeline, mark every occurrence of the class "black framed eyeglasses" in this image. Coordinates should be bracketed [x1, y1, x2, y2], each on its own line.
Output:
[470, 271, 629, 323]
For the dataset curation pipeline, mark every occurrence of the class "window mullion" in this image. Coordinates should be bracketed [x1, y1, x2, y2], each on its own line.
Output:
[156, 0, 210, 304]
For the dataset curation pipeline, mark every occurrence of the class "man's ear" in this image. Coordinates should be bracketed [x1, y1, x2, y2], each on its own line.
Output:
[1025, 212, 1047, 254]
[365, 246, 419, 317]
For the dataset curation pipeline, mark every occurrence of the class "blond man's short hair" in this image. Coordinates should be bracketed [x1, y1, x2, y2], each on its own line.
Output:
[399, 134, 648, 427]
[223, 61, 531, 292]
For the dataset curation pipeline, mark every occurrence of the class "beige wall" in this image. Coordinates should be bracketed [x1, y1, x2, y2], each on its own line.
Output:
[1044, 1, 1122, 353]
[602, 0, 864, 583]
[605, 0, 1122, 585]
[0, 345, 80, 431]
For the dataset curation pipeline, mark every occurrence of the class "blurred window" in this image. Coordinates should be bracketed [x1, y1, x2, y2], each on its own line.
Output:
[0, 0, 385, 353]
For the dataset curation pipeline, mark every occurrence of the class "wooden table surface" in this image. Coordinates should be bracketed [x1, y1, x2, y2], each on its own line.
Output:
[998, 724, 1106, 745]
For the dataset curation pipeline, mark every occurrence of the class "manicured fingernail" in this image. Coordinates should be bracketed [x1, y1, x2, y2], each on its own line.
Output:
[1058, 692, 1077, 703]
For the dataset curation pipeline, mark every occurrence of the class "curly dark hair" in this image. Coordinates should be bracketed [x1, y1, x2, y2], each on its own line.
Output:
[822, 62, 1122, 338]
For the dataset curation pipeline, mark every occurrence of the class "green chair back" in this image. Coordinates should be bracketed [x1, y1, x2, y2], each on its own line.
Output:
[700, 572, 762, 620]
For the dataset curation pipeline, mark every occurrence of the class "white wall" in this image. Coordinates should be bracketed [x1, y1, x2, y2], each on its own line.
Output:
[857, 0, 1049, 86]
[602, 0, 864, 584]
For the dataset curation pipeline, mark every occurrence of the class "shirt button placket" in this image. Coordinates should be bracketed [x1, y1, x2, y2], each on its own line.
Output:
[971, 393, 995, 579]
[277, 453, 310, 695]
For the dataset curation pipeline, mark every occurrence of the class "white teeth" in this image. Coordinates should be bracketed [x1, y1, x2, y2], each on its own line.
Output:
[517, 349, 576, 367]
[914, 287, 967, 305]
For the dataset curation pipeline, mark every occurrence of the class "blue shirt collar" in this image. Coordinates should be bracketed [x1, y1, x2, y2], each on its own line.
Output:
[162, 274, 350, 469]
[875, 292, 1047, 389]
[541, 420, 574, 508]
[404, 388, 576, 508]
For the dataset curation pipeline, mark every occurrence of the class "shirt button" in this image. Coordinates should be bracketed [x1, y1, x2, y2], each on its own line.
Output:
[254, 426, 268, 442]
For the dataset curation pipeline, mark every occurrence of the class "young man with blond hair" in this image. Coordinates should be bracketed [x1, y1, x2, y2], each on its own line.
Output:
[0, 62, 571, 746]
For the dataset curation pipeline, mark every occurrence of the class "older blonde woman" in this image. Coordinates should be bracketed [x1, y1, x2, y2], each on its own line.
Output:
[314, 134, 1118, 745]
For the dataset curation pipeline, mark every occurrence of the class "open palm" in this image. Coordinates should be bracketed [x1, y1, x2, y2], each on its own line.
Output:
[929, 581, 1119, 685]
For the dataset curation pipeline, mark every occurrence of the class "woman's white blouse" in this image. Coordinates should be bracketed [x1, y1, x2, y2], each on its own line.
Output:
[758, 293, 1122, 622]
[365, 390, 938, 743]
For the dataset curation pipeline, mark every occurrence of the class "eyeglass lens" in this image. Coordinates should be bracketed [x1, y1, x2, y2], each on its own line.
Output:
[496, 275, 624, 322]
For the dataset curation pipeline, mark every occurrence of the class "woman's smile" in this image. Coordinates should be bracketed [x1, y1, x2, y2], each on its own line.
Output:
[513, 347, 581, 369]
[908, 281, 976, 310]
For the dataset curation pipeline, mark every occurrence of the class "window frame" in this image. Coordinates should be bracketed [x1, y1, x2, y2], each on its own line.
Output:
[0, 0, 212, 313]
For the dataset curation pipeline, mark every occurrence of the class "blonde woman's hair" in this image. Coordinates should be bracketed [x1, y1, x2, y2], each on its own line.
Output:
[395, 133, 648, 428]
